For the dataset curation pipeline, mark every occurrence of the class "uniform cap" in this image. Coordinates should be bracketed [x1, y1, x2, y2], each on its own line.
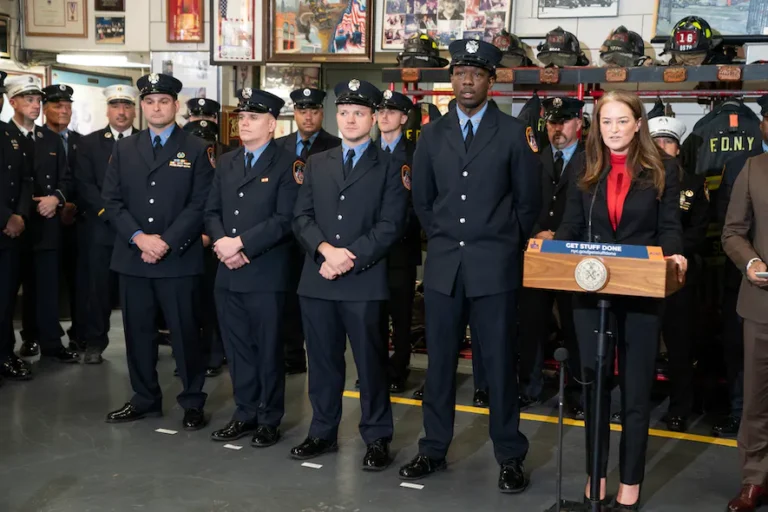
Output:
[449, 38, 503, 72]
[290, 88, 326, 108]
[183, 119, 219, 143]
[104, 84, 139, 104]
[334, 79, 382, 109]
[648, 116, 687, 143]
[5, 75, 43, 98]
[234, 88, 285, 118]
[186, 97, 221, 117]
[137, 73, 183, 99]
[542, 97, 584, 122]
[42, 84, 74, 103]
[378, 90, 413, 113]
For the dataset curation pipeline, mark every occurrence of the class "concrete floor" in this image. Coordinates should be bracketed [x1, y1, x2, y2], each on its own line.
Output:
[0, 312, 742, 512]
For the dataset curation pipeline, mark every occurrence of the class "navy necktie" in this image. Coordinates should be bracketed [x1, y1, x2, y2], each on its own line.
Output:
[554, 151, 564, 184]
[152, 135, 162, 158]
[465, 120, 474, 150]
[343, 149, 355, 180]
[300, 140, 310, 160]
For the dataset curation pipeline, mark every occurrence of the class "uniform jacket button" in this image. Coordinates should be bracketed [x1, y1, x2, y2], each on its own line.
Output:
[46, 174, 50, 179]
[462, 171, 468, 177]
[459, 218, 466, 223]
[234, 210, 239, 215]
[232, 228, 237, 234]
[239, 192, 244, 197]
[46, 185, 51, 189]
[340, 195, 345, 200]
[148, 217, 154, 222]
[337, 214, 342, 220]
[461, 195, 466, 201]
[335, 234, 340, 240]
[459, 241, 465, 247]
[149, 199, 154, 204]
[151, 181, 156, 186]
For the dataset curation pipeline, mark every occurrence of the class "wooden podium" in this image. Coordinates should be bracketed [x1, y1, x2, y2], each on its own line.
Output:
[527, 240, 683, 512]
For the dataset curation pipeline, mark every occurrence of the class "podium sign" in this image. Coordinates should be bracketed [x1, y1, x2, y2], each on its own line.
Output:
[523, 239, 683, 298]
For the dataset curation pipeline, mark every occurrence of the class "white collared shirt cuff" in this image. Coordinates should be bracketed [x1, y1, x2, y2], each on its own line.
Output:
[747, 258, 762, 272]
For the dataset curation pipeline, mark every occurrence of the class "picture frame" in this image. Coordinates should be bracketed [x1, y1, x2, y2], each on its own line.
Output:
[0, 15, 10, 59]
[265, 0, 374, 63]
[653, 0, 768, 41]
[94, 0, 125, 11]
[261, 64, 321, 115]
[381, 0, 511, 50]
[536, 0, 618, 19]
[221, 106, 241, 146]
[168, 0, 205, 43]
[25, 0, 88, 38]
[151, 51, 221, 126]
[95, 16, 125, 44]
[210, 0, 263, 64]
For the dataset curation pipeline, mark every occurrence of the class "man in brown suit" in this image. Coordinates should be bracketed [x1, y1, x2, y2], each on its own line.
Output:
[722, 148, 768, 512]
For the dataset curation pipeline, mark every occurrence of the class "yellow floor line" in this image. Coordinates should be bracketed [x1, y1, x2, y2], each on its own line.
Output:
[341, 390, 738, 448]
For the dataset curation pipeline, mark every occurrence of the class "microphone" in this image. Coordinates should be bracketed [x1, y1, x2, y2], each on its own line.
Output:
[554, 347, 569, 363]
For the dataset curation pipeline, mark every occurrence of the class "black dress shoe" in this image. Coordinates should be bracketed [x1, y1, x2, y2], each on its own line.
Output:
[666, 415, 688, 433]
[713, 415, 741, 437]
[389, 380, 405, 394]
[398, 454, 447, 480]
[474, 389, 490, 407]
[498, 459, 529, 493]
[106, 403, 162, 423]
[518, 394, 540, 409]
[83, 348, 104, 365]
[41, 346, 79, 364]
[251, 425, 281, 448]
[290, 437, 338, 460]
[572, 406, 585, 421]
[205, 366, 222, 377]
[0, 357, 33, 381]
[610, 411, 623, 424]
[183, 408, 208, 431]
[19, 340, 40, 357]
[210, 420, 257, 442]
[362, 438, 391, 471]
[412, 385, 424, 400]
[285, 362, 307, 375]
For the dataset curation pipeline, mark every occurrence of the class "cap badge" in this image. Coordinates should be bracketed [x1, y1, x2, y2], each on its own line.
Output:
[466, 40, 479, 54]
[383, 90, 393, 100]
[117, 86, 123, 92]
[198, 98, 206, 106]
[28, 77, 33, 83]
[349, 79, 361, 91]
[200, 120, 208, 127]
[243, 88, 252, 99]
[148, 73, 160, 85]
[303, 88, 311, 97]
[553, 97, 563, 108]
[37, 131, 43, 139]
[59, 85, 66, 91]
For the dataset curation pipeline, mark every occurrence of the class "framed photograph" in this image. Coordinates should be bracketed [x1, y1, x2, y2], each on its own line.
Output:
[151, 51, 221, 125]
[382, 0, 511, 50]
[537, 0, 618, 19]
[221, 106, 242, 146]
[168, 0, 205, 43]
[95, 16, 125, 44]
[0, 15, 10, 59]
[211, 0, 263, 64]
[261, 64, 321, 115]
[95, 0, 125, 11]
[653, 0, 768, 40]
[266, 0, 373, 62]
[25, 0, 88, 37]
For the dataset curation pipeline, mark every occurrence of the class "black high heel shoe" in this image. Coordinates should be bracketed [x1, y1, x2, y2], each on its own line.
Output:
[583, 494, 609, 506]
[613, 491, 641, 511]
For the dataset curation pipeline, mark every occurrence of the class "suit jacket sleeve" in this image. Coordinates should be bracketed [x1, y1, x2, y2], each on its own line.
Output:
[54, 137, 72, 205]
[203, 165, 226, 242]
[683, 179, 710, 255]
[162, 143, 215, 253]
[292, 156, 327, 263]
[554, 166, 586, 241]
[722, 159, 760, 270]
[102, 143, 144, 243]
[75, 139, 108, 222]
[658, 159, 684, 256]
[511, 125, 542, 241]
[239, 161, 300, 259]
[347, 159, 408, 273]
[412, 127, 437, 238]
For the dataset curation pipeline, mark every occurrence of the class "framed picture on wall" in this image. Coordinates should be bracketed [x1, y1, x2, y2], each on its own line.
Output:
[381, 0, 511, 50]
[95, 16, 125, 44]
[168, 0, 205, 42]
[25, 0, 88, 37]
[0, 15, 10, 59]
[536, 0, 618, 19]
[94, 0, 125, 11]
[151, 51, 221, 125]
[210, 0, 263, 64]
[265, 0, 374, 62]
[261, 64, 321, 115]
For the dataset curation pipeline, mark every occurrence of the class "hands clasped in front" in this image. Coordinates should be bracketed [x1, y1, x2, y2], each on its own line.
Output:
[134, 233, 170, 265]
[213, 235, 250, 270]
[318, 242, 356, 280]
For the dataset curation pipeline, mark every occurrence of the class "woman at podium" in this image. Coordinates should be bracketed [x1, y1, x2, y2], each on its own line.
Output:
[555, 90, 687, 509]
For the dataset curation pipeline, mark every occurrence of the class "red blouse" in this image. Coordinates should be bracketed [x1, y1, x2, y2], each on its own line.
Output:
[606, 153, 631, 231]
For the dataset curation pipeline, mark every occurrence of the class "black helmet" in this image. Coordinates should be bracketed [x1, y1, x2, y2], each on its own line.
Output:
[647, 98, 665, 120]
[600, 26, 648, 67]
[662, 16, 720, 66]
[397, 32, 449, 68]
[492, 30, 534, 68]
[537, 27, 590, 67]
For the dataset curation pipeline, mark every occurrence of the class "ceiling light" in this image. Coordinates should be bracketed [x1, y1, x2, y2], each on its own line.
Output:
[56, 54, 149, 68]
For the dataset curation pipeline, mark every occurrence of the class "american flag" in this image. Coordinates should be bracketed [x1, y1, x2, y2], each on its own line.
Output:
[338, 0, 366, 37]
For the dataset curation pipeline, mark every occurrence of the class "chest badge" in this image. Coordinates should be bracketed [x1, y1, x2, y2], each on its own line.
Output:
[293, 160, 305, 185]
[177, 152, 186, 159]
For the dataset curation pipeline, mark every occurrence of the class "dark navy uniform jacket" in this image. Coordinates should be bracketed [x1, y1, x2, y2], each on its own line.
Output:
[292, 143, 408, 302]
[412, 105, 542, 298]
[204, 142, 300, 293]
[678, 170, 710, 285]
[6, 122, 70, 251]
[532, 144, 585, 235]
[102, 126, 214, 278]
[75, 126, 138, 247]
[0, 121, 33, 249]
[274, 129, 341, 160]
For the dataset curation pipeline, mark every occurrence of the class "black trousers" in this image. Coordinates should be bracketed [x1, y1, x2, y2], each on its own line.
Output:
[283, 249, 305, 367]
[519, 288, 581, 399]
[0, 248, 21, 358]
[301, 297, 393, 444]
[419, 269, 528, 464]
[469, 323, 488, 391]
[216, 289, 286, 425]
[19, 249, 62, 352]
[661, 283, 696, 417]
[722, 286, 744, 416]
[60, 222, 89, 341]
[382, 264, 417, 382]
[119, 274, 207, 411]
[83, 243, 115, 351]
[202, 250, 224, 367]
[574, 294, 661, 485]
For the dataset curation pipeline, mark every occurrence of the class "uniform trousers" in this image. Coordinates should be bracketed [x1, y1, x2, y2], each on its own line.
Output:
[740, 319, 768, 486]
[283, 249, 306, 367]
[300, 297, 393, 444]
[0, 248, 21, 358]
[574, 294, 661, 485]
[83, 244, 115, 351]
[119, 274, 207, 411]
[216, 289, 285, 425]
[382, 264, 417, 382]
[61, 222, 89, 341]
[202, 250, 224, 368]
[419, 269, 528, 464]
[19, 249, 62, 352]
[661, 282, 696, 417]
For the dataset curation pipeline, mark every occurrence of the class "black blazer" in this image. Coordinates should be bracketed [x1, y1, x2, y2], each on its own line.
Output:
[275, 128, 341, 160]
[7, 122, 71, 251]
[412, 105, 542, 297]
[102, 126, 214, 278]
[532, 144, 586, 235]
[75, 126, 138, 246]
[678, 170, 709, 285]
[0, 122, 33, 249]
[205, 142, 300, 293]
[292, 143, 408, 301]
[555, 156, 684, 256]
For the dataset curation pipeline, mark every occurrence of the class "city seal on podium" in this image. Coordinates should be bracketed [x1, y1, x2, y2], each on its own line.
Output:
[574, 257, 609, 292]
